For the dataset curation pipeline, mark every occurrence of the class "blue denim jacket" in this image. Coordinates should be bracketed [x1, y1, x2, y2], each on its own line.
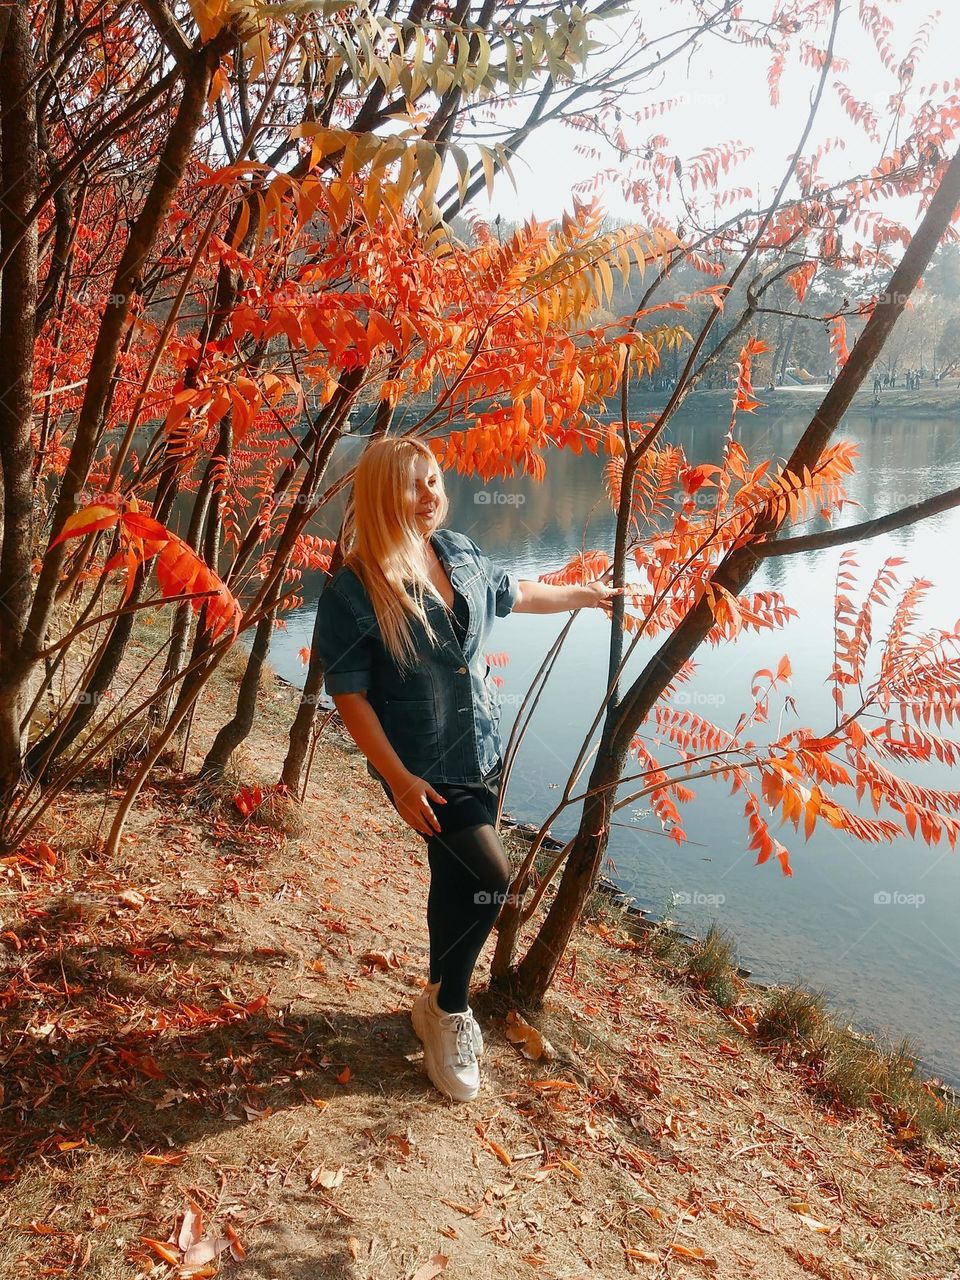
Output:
[313, 527, 519, 784]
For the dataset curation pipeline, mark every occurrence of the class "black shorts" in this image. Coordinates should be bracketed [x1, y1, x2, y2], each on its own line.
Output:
[380, 758, 502, 840]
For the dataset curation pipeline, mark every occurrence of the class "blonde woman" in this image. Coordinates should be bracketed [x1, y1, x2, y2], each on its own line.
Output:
[314, 438, 621, 1102]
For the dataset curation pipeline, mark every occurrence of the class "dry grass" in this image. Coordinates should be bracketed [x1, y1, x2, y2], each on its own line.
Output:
[681, 922, 739, 1010]
[756, 984, 830, 1048]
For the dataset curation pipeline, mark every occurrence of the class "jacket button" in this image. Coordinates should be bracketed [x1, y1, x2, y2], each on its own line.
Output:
[456, 666, 467, 674]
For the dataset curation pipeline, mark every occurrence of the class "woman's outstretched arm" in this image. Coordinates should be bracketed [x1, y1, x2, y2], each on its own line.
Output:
[512, 578, 623, 615]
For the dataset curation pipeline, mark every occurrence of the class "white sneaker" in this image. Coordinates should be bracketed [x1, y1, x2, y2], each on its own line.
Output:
[417, 988, 481, 1102]
[412, 979, 484, 1057]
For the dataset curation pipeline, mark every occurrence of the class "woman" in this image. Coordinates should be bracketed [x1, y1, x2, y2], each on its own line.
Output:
[314, 438, 621, 1103]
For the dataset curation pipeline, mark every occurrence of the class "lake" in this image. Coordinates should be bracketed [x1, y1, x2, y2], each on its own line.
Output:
[264, 390, 960, 1086]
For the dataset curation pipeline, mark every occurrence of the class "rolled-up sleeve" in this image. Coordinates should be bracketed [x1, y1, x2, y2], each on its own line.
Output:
[313, 584, 376, 694]
[465, 536, 520, 617]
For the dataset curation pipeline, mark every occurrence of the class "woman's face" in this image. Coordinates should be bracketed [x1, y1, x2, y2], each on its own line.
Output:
[410, 455, 442, 535]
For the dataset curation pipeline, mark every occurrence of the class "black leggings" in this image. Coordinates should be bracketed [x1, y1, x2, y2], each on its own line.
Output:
[382, 763, 513, 1014]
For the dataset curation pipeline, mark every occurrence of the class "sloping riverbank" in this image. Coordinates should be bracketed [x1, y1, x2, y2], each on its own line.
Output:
[1, 648, 958, 1279]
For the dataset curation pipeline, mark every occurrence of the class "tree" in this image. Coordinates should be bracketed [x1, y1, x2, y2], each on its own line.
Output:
[2, 0, 737, 847]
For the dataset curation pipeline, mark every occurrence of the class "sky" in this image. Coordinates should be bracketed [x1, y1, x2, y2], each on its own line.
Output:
[473, 0, 960, 233]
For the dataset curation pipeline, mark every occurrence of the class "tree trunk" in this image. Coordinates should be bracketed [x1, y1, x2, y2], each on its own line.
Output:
[498, 143, 960, 1010]
[280, 590, 331, 792]
[199, 609, 275, 781]
[0, 5, 39, 803]
[280, 522, 351, 792]
[778, 310, 801, 382]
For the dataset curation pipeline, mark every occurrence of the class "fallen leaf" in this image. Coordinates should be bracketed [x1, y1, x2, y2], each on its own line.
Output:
[178, 1201, 203, 1252]
[487, 1139, 512, 1167]
[624, 1247, 660, 1263]
[183, 1237, 231, 1266]
[439, 1198, 485, 1218]
[140, 1237, 180, 1266]
[310, 1166, 345, 1189]
[224, 1222, 246, 1261]
[411, 1255, 448, 1280]
[669, 1242, 718, 1268]
[792, 1212, 835, 1234]
[505, 1009, 556, 1060]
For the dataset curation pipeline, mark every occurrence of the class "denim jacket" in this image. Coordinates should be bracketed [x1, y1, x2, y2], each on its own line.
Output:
[313, 527, 519, 785]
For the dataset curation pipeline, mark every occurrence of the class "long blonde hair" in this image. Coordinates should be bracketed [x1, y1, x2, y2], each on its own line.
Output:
[340, 437, 451, 669]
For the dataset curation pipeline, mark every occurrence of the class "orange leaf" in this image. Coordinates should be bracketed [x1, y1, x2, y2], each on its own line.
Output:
[140, 1237, 181, 1266]
[120, 511, 171, 556]
[155, 539, 203, 599]
[50, 504, 120, 547]
[225, 1222, 246, 1261]
[669, 1242, 717, 1267]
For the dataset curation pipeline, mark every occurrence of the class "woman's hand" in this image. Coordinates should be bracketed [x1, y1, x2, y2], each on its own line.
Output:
[577, 579, 626, 614]
[386, 769, 448, 836]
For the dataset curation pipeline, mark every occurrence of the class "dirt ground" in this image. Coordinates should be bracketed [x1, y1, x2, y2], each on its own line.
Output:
[2, 662, 959, 1280]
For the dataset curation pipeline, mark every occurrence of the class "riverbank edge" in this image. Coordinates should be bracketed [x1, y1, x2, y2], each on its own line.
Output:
[358, 385, 960, 424]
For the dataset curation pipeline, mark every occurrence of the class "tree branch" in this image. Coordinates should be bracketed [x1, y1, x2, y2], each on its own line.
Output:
[756, 485, 960, 558]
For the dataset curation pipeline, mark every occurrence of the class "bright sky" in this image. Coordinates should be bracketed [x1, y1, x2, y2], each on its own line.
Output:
[477, 0, 960, 232]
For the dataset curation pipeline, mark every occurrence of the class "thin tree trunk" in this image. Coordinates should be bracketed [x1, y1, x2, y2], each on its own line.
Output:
[778, 310, 801, 381]
[280, 530, 346, 791]
[199, 608, 276, 781]
[23, 36, 225, 666]
[0, 5, 39, 802]
[279, 387, 397, 793]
